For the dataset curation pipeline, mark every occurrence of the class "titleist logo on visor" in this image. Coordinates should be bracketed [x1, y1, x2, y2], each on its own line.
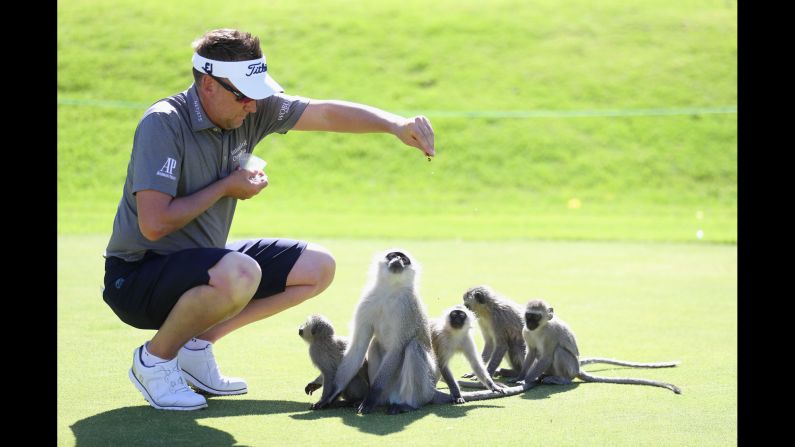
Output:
[246, 63, 267, 76]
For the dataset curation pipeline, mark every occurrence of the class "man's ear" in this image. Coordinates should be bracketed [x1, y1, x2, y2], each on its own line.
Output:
[198, 74, 214, 93]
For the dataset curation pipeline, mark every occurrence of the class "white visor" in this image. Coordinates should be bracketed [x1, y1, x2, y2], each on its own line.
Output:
[192, 53, 284, 100]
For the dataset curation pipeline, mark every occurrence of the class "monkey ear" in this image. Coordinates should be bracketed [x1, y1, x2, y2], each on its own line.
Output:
[475, 292, 484, 303]
[548, 308, 554, 320]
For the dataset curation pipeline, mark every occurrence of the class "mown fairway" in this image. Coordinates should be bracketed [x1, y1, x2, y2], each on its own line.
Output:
[58, 0, 736, 445]
[59, 235, 736, 446]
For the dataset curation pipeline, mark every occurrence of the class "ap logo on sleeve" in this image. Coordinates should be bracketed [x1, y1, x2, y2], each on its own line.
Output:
[156, 157, 178, 180]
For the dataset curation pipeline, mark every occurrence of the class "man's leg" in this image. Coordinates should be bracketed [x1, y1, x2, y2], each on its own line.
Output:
[147, 251, 262, 359]
[197, 243, 336, 342]
[126, 251, 261, 409]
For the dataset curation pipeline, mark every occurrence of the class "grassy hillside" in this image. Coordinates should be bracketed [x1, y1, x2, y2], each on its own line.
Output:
[57, 0, 737, 242]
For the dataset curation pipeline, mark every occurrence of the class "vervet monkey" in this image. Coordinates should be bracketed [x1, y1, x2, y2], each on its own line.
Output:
[312, 250, 528, 415]
[298, 314, 369, 408]
[515, 299, 682, 394]
[461, 285, 527, 378]
[430, 305, 506, 402]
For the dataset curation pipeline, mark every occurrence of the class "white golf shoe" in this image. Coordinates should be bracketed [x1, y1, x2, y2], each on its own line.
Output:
[128, 345, 207, 411]
[178, 343, 248, 395]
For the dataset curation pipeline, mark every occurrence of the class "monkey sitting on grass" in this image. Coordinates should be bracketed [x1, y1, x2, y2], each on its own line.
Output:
[512, 299, 682, 394]
[430, 305, 506, 403]
[298, 314, 369, 409]
[461, 285, 528, 379]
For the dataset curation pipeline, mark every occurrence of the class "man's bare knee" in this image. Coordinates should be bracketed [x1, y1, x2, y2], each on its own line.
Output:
[313, 246, 336, 292]
[289, 244, 336, 297]
[208, 252, 262, 307]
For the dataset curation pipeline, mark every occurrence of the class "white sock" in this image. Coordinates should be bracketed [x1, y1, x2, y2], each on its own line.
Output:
[183, 337, 212, 351]
[141, 343, 170, 367]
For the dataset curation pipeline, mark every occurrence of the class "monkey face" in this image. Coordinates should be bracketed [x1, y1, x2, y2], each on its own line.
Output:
[462, 285, 490, 311]
[525, 312, 543, 330]
[300, 315, 334, 342]
[448, 309, 469, 329]
[299, 323, 309, 341]
[385, 251, 411, 273]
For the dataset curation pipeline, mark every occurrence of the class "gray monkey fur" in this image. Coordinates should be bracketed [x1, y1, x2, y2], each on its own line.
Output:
[515, 299, 682, 394]
[311, 250, 529, 415]
[461, 285, 528, 378]
[298, 314, 369, 409]
[430, 304, 507, 402]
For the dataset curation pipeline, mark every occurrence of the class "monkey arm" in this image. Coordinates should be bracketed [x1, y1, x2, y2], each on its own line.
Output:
[521, 351, 555, 386]
[312, 371, 339, 408]
[462, 337, 503, 392]
[481, 338, 494, 364]
[485, 344, 508, 376]
[313, 323, 374, 409]
[440, 365, 465, 403]
[510, 347, 537, 384]
[305, 374, 323, 395]
[464, 338, 494, 379]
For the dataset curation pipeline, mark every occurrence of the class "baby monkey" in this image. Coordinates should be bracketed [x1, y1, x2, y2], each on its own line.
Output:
[514, 299, 682, 394]
[298, 314, 369, 408]
[430, 305, 506, 403]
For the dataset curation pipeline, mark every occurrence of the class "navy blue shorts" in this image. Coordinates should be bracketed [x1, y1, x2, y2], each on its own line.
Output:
[102, 238, 307, 330]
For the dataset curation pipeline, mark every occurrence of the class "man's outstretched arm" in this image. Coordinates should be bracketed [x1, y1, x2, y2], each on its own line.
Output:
[292, 99, 435, 157]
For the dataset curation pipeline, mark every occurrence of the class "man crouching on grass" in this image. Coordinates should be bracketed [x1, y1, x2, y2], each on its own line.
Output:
[102, 28, 435, 410]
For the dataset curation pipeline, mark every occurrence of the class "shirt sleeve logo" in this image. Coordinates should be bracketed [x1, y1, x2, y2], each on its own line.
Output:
[277, 100, 290, 121]
[156, 157, 178, 180]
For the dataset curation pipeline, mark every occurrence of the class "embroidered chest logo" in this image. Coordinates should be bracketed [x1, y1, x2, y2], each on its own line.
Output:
[156, 157, 177, 180]
[231, 140, 248, 164]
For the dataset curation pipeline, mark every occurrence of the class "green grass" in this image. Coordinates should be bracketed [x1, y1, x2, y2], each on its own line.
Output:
[58, 235, 736, 446]
[58, 0, 736, 444]
[57, 0, 737, 242]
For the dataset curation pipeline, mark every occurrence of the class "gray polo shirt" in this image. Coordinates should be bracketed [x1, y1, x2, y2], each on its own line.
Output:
[105, 84, 309, 262]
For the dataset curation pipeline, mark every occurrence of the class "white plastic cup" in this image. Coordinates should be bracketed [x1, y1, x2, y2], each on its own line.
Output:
[239, 153, 267, 171]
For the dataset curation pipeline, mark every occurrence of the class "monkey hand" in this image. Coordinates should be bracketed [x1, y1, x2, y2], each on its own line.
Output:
[357, 397, 377, 414]
[490, 383, 508, 394]
[311, 388, 342, 410]
[461, 372, 477, 379]
[305, 382, 322, 395]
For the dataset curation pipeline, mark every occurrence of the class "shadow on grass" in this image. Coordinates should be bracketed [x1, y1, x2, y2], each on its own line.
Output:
[71, 396, 510, 445]
[70, 398, 308, 447]
[290, 400, 504, 435]
[520, 382, 580, 399]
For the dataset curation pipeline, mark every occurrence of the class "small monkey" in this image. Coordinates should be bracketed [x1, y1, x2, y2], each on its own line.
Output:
[298, 314, 369, 409]
[461, 285, 527, 378]
[515, 299, 682, 394]
[430, 305, 506, 403]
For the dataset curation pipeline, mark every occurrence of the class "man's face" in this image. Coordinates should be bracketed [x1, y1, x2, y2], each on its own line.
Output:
[201, 75, 258, 130]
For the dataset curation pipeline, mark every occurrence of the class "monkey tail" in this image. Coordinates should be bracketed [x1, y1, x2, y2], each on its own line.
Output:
[579, 357, 681, 368]
[431, 383, 530, 404]
[577, 371, 682, 394]
[456, 380, 488, 389]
